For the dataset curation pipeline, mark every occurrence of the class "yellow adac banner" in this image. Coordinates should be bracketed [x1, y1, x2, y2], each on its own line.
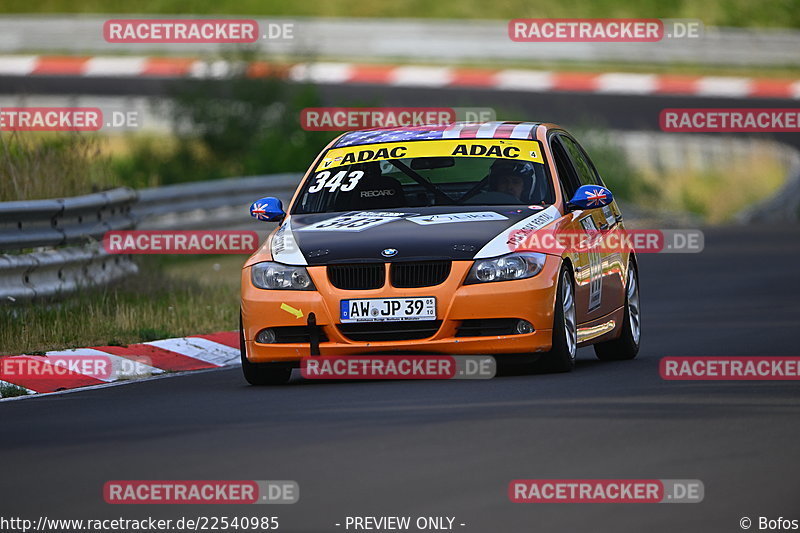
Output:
[316, 139, 544, 171]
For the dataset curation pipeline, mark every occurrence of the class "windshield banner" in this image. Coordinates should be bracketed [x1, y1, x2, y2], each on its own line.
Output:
[315, 139, 544, 171]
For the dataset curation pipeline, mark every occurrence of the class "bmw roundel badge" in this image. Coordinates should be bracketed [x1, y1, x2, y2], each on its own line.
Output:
[382, 248, 398, 257]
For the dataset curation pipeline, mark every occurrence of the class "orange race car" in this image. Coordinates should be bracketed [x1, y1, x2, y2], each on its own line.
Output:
[240, 122, 641, 384]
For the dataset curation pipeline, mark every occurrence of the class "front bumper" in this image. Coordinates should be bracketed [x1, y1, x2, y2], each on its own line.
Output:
[241, 259, 561, 363]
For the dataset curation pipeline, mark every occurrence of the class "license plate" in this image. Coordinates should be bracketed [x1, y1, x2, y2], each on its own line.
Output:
[340, 297, 436, 323]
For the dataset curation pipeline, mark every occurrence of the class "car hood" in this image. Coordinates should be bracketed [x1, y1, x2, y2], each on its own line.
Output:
[271, 205, 561, 265]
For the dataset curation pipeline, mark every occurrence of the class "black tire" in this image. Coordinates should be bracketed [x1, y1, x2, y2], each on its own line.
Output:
[594, 261, 641, 361]
[240, 316, 293, 385]
[535, 264, 577, 373]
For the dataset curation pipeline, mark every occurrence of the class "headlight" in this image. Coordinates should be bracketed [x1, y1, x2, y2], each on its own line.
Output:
[251, 262, 315, 290]
[465, 253, 546, 284]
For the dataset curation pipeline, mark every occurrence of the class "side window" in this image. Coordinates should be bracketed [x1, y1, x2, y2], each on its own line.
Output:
[559, 135, 602, 186]
[550, 136, 581, 200]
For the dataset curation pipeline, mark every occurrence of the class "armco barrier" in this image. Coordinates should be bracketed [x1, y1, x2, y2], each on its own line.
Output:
[0, 187, 137, 251]
[133, 173, 300, 230]
[0, 175, 300, 300]
[0, 187, 139, 300]
[0, 245, 138, 300]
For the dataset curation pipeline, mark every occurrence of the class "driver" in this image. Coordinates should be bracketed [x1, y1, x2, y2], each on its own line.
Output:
[487, 159, 536, 201]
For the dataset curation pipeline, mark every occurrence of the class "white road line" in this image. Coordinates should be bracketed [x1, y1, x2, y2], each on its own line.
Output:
[494, 69, 554, 92]
[0, 55, 38, 75]
[84, 56, 147, 77]
[390, 66, 452, 87]
[696, 77, 752, 98]
[596, 73, 657, 94]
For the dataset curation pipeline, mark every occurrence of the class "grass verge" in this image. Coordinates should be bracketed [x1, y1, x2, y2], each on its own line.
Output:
[0, 255, 243, 355]
[581, 132, 788, 223]
[0, 132, 118, 202]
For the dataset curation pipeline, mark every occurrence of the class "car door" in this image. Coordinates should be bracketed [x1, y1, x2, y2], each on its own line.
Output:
[548, 133, 598, 325]
[557, 133, 625, 318]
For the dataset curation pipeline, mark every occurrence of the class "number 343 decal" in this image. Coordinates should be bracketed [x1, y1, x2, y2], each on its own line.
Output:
[308, 170, 365, 193]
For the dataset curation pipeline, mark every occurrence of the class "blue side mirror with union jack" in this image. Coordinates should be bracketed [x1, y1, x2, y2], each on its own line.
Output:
[250, 197, 285, 222]
[568, 185, 614, 210]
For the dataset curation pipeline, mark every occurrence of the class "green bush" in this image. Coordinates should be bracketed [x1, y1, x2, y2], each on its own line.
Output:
[113, 61, 332, 186]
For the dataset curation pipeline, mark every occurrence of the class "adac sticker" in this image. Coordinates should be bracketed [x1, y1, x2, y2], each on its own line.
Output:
[316, 139, 544, 171]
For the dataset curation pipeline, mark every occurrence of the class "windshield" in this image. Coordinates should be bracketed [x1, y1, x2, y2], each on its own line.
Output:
[293, 139, 553, 214]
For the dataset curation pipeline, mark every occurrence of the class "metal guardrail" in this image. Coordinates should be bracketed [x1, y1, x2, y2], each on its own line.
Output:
[0, 16, 799, 67]
[0, 187, 137, 250]
[0, 246, 138, 300]
[133, 173, 301, 229]
[0, 174, 301, 301]
[0, 187, 139, 300]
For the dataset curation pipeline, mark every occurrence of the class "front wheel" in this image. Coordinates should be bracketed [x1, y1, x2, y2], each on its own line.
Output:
[594, 262, 641, 361]
[535, 264, 577, 373]
[240, 316, 293, 385]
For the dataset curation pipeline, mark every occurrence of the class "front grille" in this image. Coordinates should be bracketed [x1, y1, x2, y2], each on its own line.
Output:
[273, 326, 329, 343]
[391, 261, 451, 288]
[328, 263, 385, 290]
[337, 320, 442, 342]
[456, 318, 521, 337]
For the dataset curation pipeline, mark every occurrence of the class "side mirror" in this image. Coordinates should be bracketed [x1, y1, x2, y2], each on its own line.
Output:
[568, 185, 614, 210]
[250, 197, 285, 222]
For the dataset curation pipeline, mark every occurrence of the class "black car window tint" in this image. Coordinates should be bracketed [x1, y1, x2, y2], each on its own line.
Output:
[550, 137, 581, 199]
[560, 135, 602, 186]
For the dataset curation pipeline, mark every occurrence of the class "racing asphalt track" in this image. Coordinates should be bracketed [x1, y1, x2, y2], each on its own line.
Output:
[2, 225, 800, 532]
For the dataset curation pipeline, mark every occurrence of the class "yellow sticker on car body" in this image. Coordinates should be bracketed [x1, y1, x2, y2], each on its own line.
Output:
[316, 139, 544, 171]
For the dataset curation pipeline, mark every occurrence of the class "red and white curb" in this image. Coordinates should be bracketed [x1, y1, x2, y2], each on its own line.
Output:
[0, 331, 239, 399]
[0, 55, 798, 99]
